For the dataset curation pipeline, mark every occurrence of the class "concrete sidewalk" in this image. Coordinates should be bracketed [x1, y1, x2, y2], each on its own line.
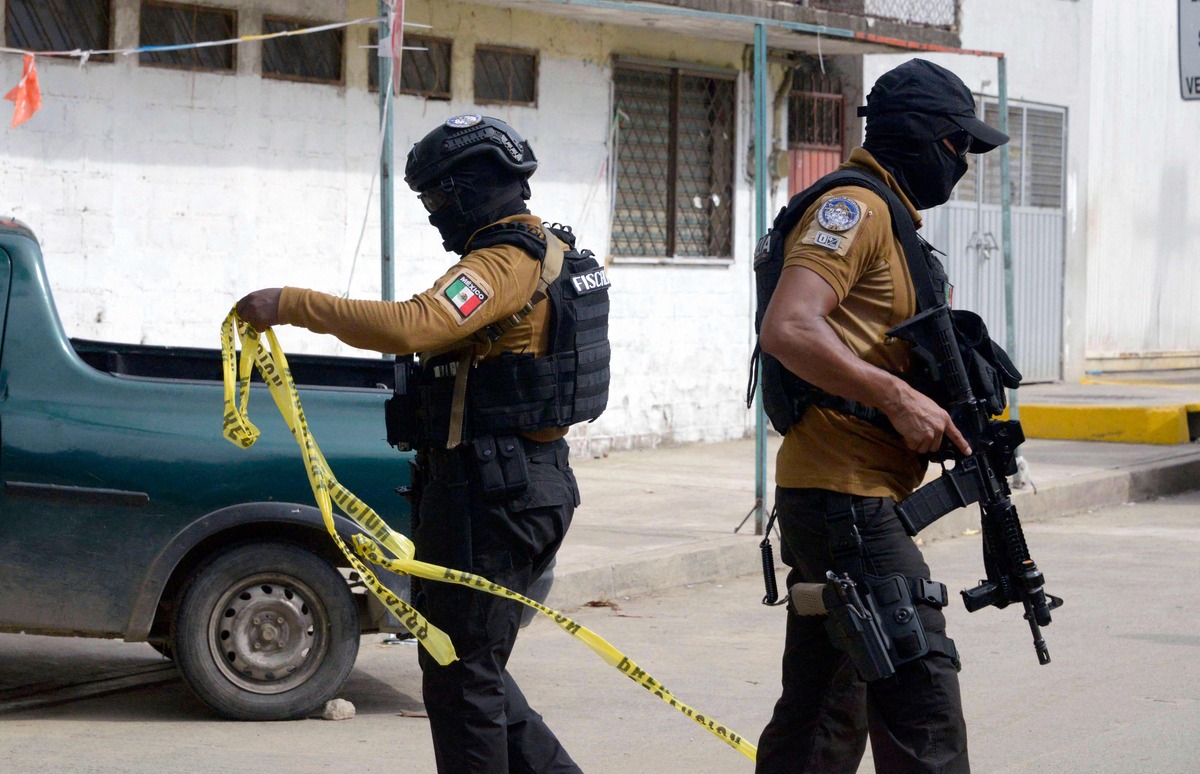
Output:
[547, 374, 1200, 611]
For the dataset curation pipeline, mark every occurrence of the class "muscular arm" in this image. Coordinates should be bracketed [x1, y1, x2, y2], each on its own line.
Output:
[760, 265, 970, 455]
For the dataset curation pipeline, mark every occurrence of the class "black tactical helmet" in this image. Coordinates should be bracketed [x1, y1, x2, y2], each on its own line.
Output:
[404, 114, 538, 193]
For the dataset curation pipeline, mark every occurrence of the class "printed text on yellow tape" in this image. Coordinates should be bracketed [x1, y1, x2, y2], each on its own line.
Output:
[219, 310, 757, 762]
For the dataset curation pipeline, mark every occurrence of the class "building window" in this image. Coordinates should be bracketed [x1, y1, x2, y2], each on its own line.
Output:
[262, 16, 343, 85]
[1024, 108, 1065, 208]
[5, 0, 113, 62]
[369, 29, 451, 99]
[611, 63, 736, 260]
[139, 2, 236, 73]
[474, 45, 536, 105]
[787, 67, 845, 198]
[955, 101, 1065, 209]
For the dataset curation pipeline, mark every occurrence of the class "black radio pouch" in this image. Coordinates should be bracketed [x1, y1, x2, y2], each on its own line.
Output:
[470, 435, 529, 501]
[384, 357, 420, 451]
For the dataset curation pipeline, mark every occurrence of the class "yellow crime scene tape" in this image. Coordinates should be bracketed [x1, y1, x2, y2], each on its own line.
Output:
[219, 310, 758, 762]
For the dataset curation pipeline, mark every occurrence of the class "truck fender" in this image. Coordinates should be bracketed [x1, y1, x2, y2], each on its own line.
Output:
[123, 501, 391, 641]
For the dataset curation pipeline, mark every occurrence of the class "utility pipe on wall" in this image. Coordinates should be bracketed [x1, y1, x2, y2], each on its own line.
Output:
[753, 23, 769, 535]
[998, 55, 1018, 423]
[378, 1, 396, 303]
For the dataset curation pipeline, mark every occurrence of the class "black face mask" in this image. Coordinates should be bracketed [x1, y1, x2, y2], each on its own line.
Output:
[866, 137, 967, 210]
[864, 117, 969, 210]
[422, 161, 530, 255]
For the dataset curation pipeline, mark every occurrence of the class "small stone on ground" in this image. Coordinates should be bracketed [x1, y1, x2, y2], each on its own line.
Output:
[320, 698, 355, 720]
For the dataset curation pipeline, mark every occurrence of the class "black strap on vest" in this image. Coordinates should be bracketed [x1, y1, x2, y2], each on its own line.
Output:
[748, 168, 948, 435]
[466, 221, 552, 345]
[466, 220, 548, 260]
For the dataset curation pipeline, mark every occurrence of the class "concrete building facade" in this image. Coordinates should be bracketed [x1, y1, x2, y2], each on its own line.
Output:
[1, 0, 1190, 455]
[0, 0, 950, 454]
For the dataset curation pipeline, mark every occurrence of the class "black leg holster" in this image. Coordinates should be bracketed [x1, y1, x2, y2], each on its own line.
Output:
[815, 500, 960, 681]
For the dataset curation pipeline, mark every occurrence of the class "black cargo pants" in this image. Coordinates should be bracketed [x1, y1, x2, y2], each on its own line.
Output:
[414, 436, 582, 774]
[756, 488, 969, 774]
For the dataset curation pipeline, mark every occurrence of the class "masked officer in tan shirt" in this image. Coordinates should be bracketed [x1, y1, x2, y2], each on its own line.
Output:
[755, 60, 1009, 774]
[239, 115, 610, 774]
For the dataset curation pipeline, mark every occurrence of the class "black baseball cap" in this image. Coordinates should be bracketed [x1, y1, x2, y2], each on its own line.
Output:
[857, 59, 1009, 153]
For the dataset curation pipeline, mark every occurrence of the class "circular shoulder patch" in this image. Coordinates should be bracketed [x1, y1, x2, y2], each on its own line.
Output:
[816, 196, 862, 233]
[446, 113, 483, 129]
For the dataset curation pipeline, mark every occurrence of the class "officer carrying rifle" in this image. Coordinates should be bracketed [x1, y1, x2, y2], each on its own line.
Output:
[749, 59, 1060, 773]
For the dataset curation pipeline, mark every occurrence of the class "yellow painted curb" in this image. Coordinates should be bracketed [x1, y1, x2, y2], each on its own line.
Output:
[1001, 404, 1192, 445]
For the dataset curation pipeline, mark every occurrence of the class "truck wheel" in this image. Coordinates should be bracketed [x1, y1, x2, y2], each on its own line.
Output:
[173, 542, 359, 721]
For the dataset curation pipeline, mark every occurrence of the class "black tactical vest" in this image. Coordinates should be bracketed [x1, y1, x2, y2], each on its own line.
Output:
[747, 169, 955, 435]
[387, 222, 611, 448]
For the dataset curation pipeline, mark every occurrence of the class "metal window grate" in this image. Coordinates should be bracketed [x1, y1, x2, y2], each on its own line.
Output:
[474, 45, 536, 105]
[401, 35, 451, 98]
[262, 16, 343, 85]
[676, 74, 735, 257]
[612, 68, 671, 256]
[787, 67, 845, 197]
[1026, 108, 1064, 208]
[612, 65, 735, 259]
[6, 0, 113, 61]
[803, 0, 958, 30]
[983, 103, 1024, 206]
[787, 90, 844, 148]
[959, 100, 1064, 209]
[139, 2, 236, 72]
[369, 30, 452, 98]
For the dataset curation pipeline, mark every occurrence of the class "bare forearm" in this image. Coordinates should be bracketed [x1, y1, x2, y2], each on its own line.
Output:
[760, 266, 970, 454]
[762, 314, 906, 414]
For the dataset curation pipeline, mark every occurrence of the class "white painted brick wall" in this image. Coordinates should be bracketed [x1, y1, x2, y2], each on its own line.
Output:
[0, 0, 771, 454]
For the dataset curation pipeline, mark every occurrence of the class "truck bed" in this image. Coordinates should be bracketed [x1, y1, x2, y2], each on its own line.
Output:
[70, 339, 396, 391]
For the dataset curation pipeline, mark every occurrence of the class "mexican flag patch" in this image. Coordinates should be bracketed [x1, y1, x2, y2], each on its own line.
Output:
[444, 274, 488, 318]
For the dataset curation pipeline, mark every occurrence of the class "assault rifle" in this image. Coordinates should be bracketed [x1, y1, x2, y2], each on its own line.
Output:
[888, 304, 1064, 665]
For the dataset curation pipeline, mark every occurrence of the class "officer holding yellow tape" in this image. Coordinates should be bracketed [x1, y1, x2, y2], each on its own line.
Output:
[220, 317, 757, 763]
[237, 114, 610, 774]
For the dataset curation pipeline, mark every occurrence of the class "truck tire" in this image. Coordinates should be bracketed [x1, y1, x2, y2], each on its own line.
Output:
[173, 542, 359, 721]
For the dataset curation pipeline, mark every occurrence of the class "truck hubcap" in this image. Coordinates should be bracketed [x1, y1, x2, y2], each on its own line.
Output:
[208, 574, 330, 694]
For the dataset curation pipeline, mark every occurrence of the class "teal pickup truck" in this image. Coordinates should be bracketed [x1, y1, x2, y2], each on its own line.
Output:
[0, 218, 415, 720]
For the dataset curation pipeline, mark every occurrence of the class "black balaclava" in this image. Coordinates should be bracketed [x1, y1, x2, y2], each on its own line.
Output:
[864, 113, 967, 210]
[426, 158, 531, 255]
[858, 59, 1009, 210]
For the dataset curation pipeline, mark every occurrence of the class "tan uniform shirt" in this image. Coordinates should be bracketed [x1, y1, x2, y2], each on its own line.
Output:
[774, 148, 928, 501]
[278, 213, 566, 442]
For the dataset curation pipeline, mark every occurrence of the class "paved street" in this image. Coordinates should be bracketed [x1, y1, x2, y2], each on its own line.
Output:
[2, 491, 1198, 773]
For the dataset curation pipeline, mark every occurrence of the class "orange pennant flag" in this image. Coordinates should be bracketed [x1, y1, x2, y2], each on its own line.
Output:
[5, 54, 42, 128]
